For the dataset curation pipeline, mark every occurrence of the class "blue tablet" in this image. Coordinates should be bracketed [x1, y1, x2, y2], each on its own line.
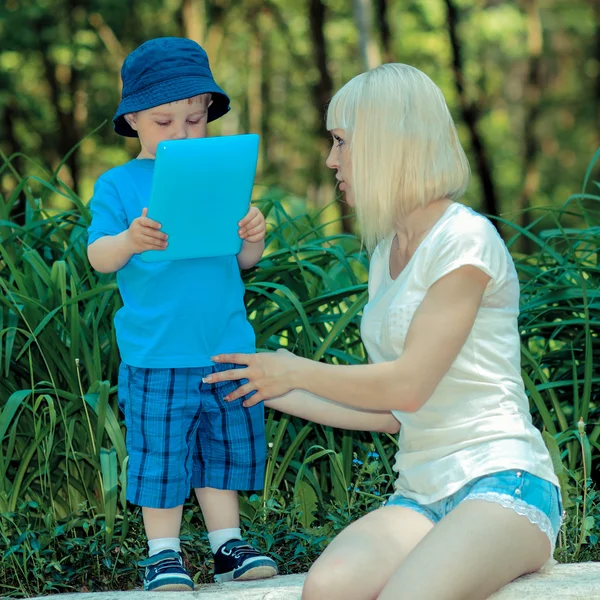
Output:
[141, 134, 259, 262]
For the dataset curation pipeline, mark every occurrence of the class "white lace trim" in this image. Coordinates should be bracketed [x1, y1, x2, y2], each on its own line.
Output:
[464, 491, 558, 556]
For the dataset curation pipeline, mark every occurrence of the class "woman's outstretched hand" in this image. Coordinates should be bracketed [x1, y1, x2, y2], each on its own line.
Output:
[204, 349, 303, 406]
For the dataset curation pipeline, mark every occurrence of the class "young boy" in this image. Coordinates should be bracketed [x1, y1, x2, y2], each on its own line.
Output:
[87, 37, 277, 592]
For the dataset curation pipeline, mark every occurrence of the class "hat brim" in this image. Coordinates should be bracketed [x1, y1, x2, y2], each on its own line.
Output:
[113, 76, 230, 137]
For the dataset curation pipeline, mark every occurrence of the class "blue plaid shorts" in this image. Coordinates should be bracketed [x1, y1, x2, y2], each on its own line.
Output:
[118, 362, 266, 509]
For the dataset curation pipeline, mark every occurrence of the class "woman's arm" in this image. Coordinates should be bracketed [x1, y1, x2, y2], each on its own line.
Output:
[295, 265, 490, 412]
[300, 265, 490, 411]
[207, 264, 490, 412]
[265, 390, 400, 433]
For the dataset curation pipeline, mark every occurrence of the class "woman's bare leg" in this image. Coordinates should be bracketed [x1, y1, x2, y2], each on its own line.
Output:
[302, 506, 434, 600]
[377, 499, 551, 600]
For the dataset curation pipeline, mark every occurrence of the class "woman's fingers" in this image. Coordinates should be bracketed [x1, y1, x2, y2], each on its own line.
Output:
[211, 353, 251, 366]
[224, 382, 254, 402]
[242, 394, 264, 408]
[202, 367, 248, 384]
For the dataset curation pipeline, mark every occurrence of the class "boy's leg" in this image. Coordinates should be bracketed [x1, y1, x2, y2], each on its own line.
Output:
[194, 488, 242, 554]
[194, 487, 239, 531]
[194, 487, 243, 552]
[193, 363, 276, 582]
[139, 506, 191, 590]
[143, 506, 183, 541]
[194, 485, 276, 582]
[119, 365, 200, 591]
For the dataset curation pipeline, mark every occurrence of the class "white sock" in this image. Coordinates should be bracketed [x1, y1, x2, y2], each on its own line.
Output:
[208, 528, 241, 553]
[148, 537, 181, 557]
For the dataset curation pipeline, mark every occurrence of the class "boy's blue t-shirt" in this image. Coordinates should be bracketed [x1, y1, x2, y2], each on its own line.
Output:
[87, 159, 256, 369]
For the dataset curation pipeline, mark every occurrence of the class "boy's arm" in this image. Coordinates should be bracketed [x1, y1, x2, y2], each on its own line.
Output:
[88, 232, 134, 274]
[237, 239, 265, 270]
[265, 390, 401, 433]
[87, 176, 133, 274]
[88, 204, 167, 274]
[236, 206, 266, 270]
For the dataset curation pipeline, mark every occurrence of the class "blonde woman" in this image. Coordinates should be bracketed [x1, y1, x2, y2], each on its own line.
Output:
[205, 64, 562, 600]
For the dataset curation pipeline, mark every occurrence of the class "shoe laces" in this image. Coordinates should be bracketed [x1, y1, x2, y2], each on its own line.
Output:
[222, 542, 260, 560]
[152, 555, 184, 574]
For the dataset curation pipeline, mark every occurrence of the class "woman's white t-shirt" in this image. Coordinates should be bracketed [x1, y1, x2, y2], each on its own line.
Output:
[361, 202, 558, 504]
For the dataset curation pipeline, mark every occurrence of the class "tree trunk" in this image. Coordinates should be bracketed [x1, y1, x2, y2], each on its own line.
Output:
[259, 14, 273, 174]
[517, 0, 544, 253]
[308, 0, 333, 140]
[353, 0, 381, 70]
[375, 0, 394, 63]
[308, 0, 352, 232]
[3, 100, 25, 225]
[204, 2, 227, 63]
[89, 12, 125, 73]
[264, 0, 311, 70]
[248, 20, 262, 140]
[36, 4, 81, 196]
[594, 0, 600, 142]
[181, 0, 205, 43]
[444, 0, 501, 226]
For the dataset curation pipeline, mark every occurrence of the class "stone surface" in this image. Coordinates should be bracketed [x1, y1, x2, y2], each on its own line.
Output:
[32, 563, 600, 599]
[488, 563, 600, 599]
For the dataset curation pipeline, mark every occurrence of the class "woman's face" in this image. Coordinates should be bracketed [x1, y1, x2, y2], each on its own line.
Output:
[326, 128, 354, 207]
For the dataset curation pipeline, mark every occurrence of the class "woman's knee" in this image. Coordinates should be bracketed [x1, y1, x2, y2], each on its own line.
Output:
[302, 560, 351, 600]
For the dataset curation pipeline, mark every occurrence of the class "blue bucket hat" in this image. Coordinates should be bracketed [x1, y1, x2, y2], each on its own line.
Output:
[113, 37, 230, 137]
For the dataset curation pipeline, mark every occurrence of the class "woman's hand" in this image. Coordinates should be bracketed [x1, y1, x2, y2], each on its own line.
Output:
[205, 349, 304, 406]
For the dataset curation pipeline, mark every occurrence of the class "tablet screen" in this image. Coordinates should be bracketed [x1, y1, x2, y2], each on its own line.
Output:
[142, 134, 259, 262]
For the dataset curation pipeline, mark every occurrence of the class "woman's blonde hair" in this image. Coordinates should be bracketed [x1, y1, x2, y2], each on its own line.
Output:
[326, 63, 470, 252]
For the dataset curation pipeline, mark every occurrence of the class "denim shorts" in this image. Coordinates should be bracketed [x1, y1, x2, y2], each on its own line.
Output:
[118, 362, 266, 509]
[386, 470, 563, 554]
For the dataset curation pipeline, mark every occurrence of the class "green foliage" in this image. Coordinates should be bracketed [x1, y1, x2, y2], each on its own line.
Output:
[1, 150, 599, 595]
[510, 192, 600, 473]
[500, 156, 600, 472]
[1, 0, 599, 218]
[504, 153, 600, 561]
[0, 504, 144, 596]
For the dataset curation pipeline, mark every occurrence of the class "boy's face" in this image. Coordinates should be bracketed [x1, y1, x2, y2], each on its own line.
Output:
[125, 94, 213, 159]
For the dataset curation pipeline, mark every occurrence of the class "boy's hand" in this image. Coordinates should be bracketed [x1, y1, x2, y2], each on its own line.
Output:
[238, 206, 266, 243]
[125, 208, 168, 254]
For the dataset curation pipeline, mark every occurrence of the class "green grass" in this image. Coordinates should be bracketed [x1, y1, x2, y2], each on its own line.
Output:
[0, 148, 599, 595]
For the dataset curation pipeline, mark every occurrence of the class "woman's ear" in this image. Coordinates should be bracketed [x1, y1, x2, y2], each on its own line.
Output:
[124, 113, 138, 131]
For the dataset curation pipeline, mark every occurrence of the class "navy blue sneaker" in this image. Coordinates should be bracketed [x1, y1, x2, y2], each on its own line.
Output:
[139, 550, 194, 592]
[213, 539, 277, 583]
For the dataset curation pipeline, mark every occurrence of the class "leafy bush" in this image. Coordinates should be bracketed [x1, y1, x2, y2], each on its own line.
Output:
[1, 149, 599, 595]
[502, 152, 600, 560]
